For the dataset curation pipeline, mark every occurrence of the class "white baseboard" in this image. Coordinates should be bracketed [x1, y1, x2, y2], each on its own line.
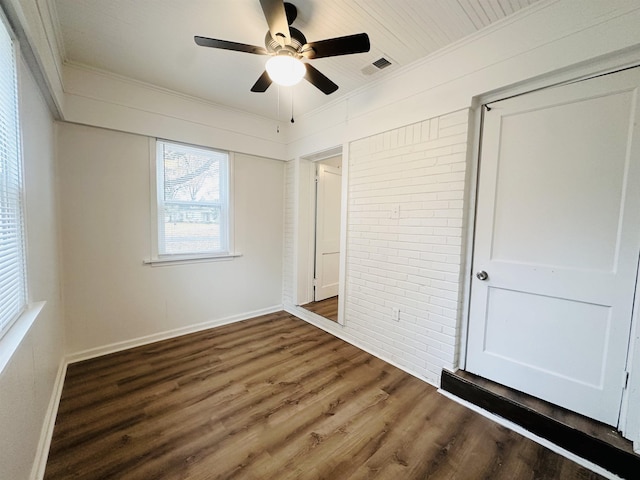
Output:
[66, 305, 283, 364]
[30, 359, 68, 480]
[438, 389, 622, 480]
[284, 303, 438, 389]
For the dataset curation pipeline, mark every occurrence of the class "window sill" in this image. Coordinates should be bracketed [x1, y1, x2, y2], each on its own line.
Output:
[0, 301, 46, 374]
[143, 252, 243, 267]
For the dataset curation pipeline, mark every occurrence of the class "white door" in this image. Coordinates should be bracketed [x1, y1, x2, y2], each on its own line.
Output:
[314, 164, 342, 301]
[467, 68, 640, 426]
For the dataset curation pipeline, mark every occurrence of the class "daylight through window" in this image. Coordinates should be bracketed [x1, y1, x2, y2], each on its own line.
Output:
[156, 140, 230, 256]
[0, 14, 27, 339]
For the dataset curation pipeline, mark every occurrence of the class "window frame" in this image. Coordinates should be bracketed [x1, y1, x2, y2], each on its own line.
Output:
[0, 8, 28, 341]
[148, 138, 237, 266]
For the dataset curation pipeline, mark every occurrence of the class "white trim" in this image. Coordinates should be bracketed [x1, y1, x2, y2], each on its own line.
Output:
[30, 358, 67, 480]
[336, 143, 349, 326]
[301, 146, 342, 163]
[438, 389, 622, 480]
[296, 147, 346, 316]
[33, 0, 64, 87]
[291, 158, 300, 306]
[142, 252, 242, 267]
[304, 159, 315, 304]
[305, 160, 315, 304]
[148, 136, 159, 259]
[43, 0, 65, 62]
[285, 303, 438, 389]
[0, 0, 63, 118]
[0, 301, 44, 374]
[65, 304, 283, 364]
[291, 156, 316, 306]
[227, 151, 235, 259]
[62, 60, 286, 126]
[458, 106, 482, 370]
[623, 250, 640, 452]
[479, 50, 640, 108]
[148, 138, 236, 264]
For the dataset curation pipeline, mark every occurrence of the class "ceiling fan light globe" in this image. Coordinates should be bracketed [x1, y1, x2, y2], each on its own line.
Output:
[266, 55, 305, 86]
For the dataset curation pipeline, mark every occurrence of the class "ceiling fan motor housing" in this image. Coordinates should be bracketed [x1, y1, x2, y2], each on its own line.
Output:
[265, 27, 307, 56]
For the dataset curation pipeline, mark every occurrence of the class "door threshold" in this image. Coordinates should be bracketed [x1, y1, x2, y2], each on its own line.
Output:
[440, 369, 639, 479]
[300, 296, 339, 322]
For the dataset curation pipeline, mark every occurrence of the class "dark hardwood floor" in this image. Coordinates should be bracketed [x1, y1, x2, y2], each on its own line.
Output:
[302, 296, 338, 322]
[45, 311, 604, 480]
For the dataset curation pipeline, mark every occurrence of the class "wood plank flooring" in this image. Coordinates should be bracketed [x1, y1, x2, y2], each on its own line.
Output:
[451, 370, 635, 453]
[45, 311, 604, 480]
[302, 296, 338, 322]
[441, 369, 638, 479]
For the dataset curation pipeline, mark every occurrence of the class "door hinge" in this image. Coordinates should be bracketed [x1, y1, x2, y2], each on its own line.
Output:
[624, 371, 630, 389]
[315, 176, 319, 183]
[313, 278, 317, 287]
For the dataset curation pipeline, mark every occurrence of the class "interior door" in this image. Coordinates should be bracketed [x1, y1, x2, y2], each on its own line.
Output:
[314, 164, 341, 301]
[466, 68, 640, 426]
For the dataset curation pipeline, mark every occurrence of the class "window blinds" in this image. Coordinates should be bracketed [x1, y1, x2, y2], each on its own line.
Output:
[0, 16, 26, 338]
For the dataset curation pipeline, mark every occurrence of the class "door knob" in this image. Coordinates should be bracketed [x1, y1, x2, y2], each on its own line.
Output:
[476, 270, 488, 281]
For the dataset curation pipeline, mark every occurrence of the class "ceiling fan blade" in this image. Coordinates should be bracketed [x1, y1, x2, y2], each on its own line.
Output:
[284, 2, 297, 25]
[302, 33, 370, 59]
[259, 0, 291, 46]
[250, 70, 273, 93]
[304, 64, 338, 95]
[194, 36, 268, 55]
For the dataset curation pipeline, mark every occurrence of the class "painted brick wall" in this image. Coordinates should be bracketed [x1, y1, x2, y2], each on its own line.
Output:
[345, 109, 469, 383]
[283, 109, 470, 385]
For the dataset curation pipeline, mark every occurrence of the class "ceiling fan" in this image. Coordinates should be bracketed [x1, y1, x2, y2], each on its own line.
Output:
[194, 0, 370, 95]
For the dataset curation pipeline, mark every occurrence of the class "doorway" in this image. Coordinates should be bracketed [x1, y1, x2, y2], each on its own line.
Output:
[314, 159, 342, 301]
[466, 67, 640, 427]
[301, 155, 342, 322]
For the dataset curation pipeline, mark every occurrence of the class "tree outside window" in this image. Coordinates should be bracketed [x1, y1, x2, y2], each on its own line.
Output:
[157, 141, 230, 255]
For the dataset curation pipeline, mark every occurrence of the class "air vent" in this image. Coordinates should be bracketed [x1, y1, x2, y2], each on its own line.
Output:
[372, 57, 392, 69]
[361, 57, 393, 75]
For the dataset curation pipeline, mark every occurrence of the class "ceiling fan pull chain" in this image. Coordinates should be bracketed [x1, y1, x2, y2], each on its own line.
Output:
[291, 87, 295, 124]
[277, 85, 281, 133]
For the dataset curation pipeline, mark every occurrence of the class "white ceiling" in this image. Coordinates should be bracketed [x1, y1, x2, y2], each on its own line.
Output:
[52, 0, 541, 120]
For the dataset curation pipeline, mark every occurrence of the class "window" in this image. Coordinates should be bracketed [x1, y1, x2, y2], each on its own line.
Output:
[154, 140, 233, 260]
[0, 13, 26, 339]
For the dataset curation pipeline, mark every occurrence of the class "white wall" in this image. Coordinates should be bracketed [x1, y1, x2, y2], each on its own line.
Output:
[285, 111, 469, 384]
[288, 0, 640, 157]
[0, 57, 65, 480]
[62, 63, 290, 161]
[5, 1, 640, 470]
[57, 123, 284, 357]
[283, 1, 640, 406]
